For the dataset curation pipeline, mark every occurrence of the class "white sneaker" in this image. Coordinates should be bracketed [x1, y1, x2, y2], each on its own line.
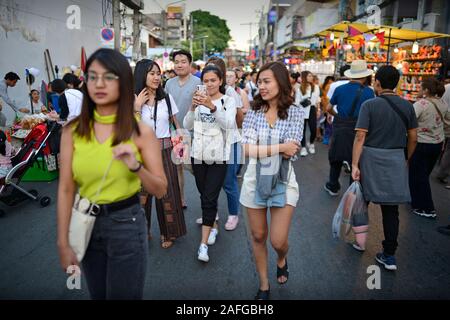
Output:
[308, 144, 315, 154]
[207, 228, 219, 245]
[300, 148, 308, 157]
[197, 244, 209, 262]
[196, 214, 219, 225]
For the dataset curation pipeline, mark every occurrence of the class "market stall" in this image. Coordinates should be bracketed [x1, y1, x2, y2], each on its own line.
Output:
[314, 21, 449, 103]
[2, 112, 61, 182]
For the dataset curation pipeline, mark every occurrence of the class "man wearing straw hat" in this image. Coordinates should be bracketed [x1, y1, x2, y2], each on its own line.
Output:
[324, 60, 375, 196]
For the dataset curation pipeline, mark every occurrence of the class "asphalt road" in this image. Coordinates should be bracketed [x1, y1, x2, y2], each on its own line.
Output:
[0, 143, 449, 300]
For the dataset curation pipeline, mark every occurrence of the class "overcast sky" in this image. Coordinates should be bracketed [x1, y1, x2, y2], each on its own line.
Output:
[143, 0, 270, 51]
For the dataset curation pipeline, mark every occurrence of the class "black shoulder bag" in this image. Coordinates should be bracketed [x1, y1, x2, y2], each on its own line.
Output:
[379, 95, 409, 159]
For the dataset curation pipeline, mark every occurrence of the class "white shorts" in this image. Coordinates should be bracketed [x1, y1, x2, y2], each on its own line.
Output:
[239, 161, 299, 209]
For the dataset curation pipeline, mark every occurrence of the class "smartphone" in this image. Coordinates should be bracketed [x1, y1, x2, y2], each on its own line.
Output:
[196, 84, 207, 95]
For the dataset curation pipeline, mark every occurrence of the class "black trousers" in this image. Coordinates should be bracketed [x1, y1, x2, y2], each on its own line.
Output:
[191, 158, 228, 227]
[328, 160, 353, 191]
[301, 105, 317, 147]
[380, 205, 399, 256]
[409, 142, 443, 212]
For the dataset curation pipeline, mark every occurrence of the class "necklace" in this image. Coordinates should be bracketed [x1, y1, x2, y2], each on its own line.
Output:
[94, 109, 116, 124]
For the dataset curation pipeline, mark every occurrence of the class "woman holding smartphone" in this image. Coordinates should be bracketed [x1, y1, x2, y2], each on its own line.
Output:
[183, 65, 237, 263]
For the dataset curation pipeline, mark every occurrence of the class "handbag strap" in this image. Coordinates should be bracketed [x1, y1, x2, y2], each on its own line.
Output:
[379, 95, 409, 131]
[348, 84, 364, 119]
[92, 158, 114, 203]
[165, 94, 177, 130]
[152, 99, 158, 131]
[426, 98, 444, 121]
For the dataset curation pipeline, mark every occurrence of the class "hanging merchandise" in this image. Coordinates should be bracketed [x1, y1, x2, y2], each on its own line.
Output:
[375, 31, 385, 46]
[363, 33, 374, 43]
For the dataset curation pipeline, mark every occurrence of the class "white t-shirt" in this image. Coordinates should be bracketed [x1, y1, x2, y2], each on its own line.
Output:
[183, 94, 237, 161]
[32, 101, 44, 114]
[327, 80, 349, 114]
[295, 84, 320, 119]
[226, 85, 243, 108]
[246, 81, 258, 102]
[141, 94, 179, 139]
[65, 89, 83, 121]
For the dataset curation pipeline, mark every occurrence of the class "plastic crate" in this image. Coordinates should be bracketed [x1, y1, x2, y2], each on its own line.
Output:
[21, 157, 58, 182]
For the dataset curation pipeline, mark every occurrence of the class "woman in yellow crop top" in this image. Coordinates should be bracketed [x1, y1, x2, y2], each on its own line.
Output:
[57, 48, 167, 300]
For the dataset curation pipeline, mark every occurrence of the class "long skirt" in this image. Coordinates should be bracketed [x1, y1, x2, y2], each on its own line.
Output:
[145, 138, 186, 240]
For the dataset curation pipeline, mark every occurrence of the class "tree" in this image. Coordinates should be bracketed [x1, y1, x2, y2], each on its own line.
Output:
[183, 10, 232, 61]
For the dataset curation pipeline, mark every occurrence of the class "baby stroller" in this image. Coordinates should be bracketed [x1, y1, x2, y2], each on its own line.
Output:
[0, 120, 60, 217]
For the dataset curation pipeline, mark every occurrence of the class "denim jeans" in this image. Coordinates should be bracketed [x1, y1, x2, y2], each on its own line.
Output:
[223, 143, 241, 216]
[82, 203, 148, 300]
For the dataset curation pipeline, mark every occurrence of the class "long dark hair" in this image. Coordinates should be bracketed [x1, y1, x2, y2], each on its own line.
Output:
[134, 59, 166, 101]
[201, 65, 225, 95]
[252, 62, 293, 120]
[73, 48, 140, 146]
[0, 130, 6, 156]
[300, 71, 312, 95]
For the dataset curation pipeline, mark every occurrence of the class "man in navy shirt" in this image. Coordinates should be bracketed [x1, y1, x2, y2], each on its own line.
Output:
[324, 60, 375, 195]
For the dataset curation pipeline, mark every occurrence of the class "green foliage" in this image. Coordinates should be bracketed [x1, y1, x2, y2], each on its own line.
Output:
[188, 10, 232, 60]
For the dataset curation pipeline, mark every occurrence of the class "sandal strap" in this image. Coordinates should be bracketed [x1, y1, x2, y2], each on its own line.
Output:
[276, 259, 289, 278]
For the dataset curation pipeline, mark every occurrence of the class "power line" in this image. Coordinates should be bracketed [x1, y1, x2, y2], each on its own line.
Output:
[152, 0, 164, 11]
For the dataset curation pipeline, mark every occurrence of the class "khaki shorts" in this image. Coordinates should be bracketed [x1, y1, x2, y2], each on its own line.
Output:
[239, 162, 299, 209]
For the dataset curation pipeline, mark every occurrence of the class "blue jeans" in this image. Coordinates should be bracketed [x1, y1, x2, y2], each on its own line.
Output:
[223, 143, 241, 216]
[82, 203, 148, 300]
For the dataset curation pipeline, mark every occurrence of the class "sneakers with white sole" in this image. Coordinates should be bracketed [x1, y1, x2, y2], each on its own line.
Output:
[207, 228, 219, 245]
[197, 244, 209, 262]
[412, 209, 437, 219]
[225, 215, 239, 231]
[196, 214, 219, 225]
[308, 144, 315, 154]
[300, 148, 308, 157]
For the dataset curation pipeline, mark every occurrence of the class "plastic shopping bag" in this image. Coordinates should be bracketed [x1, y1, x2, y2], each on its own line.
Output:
[332, 182, 368, 248]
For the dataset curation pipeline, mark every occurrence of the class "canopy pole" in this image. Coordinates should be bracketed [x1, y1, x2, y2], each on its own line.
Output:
[387, 28, 392, 65]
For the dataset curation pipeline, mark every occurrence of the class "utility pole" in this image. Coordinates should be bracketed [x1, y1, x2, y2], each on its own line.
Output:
[240, 22, 257, 58]
[162, 9, 167, 52]
[202, 37, 206, 61]
[132, 9, 140, 61]
[273, 2, 279, 61]
[112, 0, 121, 50]
[189, 13, 194, 54]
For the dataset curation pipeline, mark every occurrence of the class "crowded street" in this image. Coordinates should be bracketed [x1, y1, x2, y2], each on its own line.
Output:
[1, 142, 449, 299]
[1, 0, 450, 305]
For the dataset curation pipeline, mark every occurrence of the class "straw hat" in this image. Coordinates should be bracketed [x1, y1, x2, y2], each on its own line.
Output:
[344, 60, 374, 78]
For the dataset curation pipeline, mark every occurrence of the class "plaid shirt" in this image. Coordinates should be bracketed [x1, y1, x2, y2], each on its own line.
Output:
[241, 105, 305, 161]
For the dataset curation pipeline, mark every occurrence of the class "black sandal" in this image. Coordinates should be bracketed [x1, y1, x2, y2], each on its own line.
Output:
[277, 258, 289, 285]
[254, 286, 270, 300]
